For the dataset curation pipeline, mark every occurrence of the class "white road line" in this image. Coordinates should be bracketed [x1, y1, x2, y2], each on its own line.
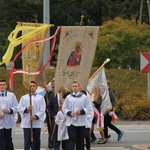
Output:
[91, 147, 130, 150]
[15, 147, 130, 150]
[15, 149, 47, 150]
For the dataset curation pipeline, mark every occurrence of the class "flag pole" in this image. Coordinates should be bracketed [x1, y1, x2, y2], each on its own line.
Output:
[22, 50, 34, 142]
[29, 85, 33, 142]
[80, 15, 84, 27]
[27, 50, 33, 142]
[88, 58, 110, 83]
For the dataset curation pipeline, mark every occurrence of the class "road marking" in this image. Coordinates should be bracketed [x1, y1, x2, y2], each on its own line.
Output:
[15, 149, 47, 150]
[14, 147, 130, 150]
[91, 147, 130, 150]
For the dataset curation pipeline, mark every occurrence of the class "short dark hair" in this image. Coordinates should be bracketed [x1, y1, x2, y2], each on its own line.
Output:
[0, 79, 6, 83]
[30, 81, 37, 85]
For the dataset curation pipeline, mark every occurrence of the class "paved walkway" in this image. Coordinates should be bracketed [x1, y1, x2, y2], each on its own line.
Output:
[14, 120, 150, 150]
[109, 120, 150, 132]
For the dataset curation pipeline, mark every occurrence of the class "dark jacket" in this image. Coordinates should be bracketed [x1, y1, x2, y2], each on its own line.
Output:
[108, 88, 115, 109]
[93, 95, 102, 112]
[47, 92, 59, 119]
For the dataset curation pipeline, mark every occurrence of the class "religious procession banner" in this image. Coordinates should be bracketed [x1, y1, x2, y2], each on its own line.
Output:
[0, 23, 51, 67]
[8, 25, 60, 90]
[87, 67, 112, 115]
[21, 22, 49, 89]
[0, 22, 52, 89]
[55, 26, 100, 93]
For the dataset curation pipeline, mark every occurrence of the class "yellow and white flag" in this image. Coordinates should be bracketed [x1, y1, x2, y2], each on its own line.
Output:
[87, 67, 112, 115]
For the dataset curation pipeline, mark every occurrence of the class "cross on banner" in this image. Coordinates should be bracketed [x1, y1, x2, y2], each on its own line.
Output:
[21, 49, 37, 142]
[21, 50, 37, 84]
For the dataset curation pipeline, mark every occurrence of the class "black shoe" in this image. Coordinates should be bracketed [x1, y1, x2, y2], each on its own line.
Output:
[99, 134, 111, 140]
[98, 140, 106, 144]
[48, 142, 53, 149]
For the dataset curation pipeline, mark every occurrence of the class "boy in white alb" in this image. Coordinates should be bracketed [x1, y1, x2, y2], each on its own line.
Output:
[18, 81, 46, 150]
[55, 99, 69, 150]
[62, 80, 92, 150]
[0, 79, 18, 150]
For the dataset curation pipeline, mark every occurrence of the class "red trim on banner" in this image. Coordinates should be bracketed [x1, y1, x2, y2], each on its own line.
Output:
[10, 26, 61, 89]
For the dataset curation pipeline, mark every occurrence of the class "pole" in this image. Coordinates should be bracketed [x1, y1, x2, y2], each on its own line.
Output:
[43, 0, 50, 69]
[148, 72, 150, 99]
[22, 50, 38, 141]
[27, 50, 33, 142]
[88, 58, 110, 83]
[29, 86, 33, 142]
[80, 15, 84, 27]
[147, 0, 150, 24]
[139, 0, 144, 24]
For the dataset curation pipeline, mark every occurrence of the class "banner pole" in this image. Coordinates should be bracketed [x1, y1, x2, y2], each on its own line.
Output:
[80, 15, 84, 27]
[88, 58, 110, 83]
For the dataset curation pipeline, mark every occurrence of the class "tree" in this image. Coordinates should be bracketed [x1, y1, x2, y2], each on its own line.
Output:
[94, 17, 150, 70]
[0, 0, 149, 69]
[0, 0, 43, 67]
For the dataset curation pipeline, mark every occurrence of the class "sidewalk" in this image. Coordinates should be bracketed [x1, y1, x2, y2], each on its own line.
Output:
[93, 120, 150, 150]
[110, 120, 150, 132]
[107, 120, 150, 150]
[131, 144, 150, 150]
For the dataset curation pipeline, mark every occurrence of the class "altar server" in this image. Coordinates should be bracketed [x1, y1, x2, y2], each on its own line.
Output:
[62, 80, 92, 150]
[0, 79, 18, 150]
[18, 81, 46, 150]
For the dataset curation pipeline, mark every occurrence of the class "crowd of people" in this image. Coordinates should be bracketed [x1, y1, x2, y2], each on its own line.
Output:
[0, 78, 124, 150]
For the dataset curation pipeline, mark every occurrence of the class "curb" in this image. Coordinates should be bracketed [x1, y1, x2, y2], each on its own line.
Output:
[131, 145, 150, 150]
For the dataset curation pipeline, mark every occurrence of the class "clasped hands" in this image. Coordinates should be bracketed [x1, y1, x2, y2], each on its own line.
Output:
[27, 105, 36, 121]
[0, 109, 10, 119]
[0, 113, 4, 119]
[71, 109, 80, 117]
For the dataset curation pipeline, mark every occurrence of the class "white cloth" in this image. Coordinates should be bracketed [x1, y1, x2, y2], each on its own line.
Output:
[0, 91, 18, 129]
[55, 110, 69, 141]
[57, 93, 61, 107]
[18, 93, 46, 129]
[62, 93, 92, 127]
[85, 96, 94, 128]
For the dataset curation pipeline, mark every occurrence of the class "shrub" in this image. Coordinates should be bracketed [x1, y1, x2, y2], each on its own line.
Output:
[0, 67, 150, 120]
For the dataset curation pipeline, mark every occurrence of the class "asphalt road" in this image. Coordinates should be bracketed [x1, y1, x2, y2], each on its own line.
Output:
[13, 120, 150, 150]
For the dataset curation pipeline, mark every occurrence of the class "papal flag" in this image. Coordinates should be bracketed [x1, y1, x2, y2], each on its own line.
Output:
[55, 26, 100, 93]
[87, 67, 112, 115]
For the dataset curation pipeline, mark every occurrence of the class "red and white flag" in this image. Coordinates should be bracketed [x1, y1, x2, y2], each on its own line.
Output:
[109, 109, 118, 122]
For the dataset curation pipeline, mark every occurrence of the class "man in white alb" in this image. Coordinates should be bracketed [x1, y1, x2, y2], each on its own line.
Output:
[62, 80, 92, 150]
[0, 79, 18, 150]
[18, 81, 46, 150]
